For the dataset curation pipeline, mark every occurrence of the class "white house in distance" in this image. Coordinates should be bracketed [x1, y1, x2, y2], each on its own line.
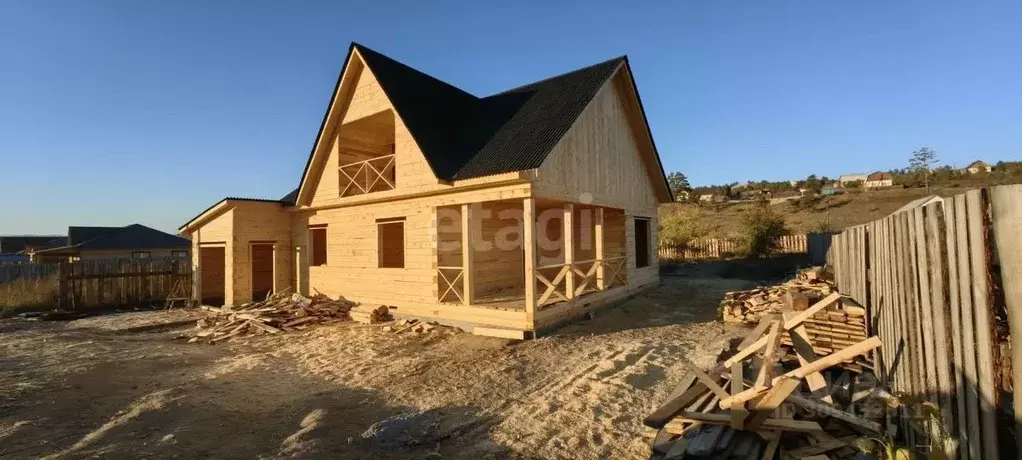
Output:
[864, 172, 893, 188]
[838, 173, 868, 187]
[965, 160, 992, 174]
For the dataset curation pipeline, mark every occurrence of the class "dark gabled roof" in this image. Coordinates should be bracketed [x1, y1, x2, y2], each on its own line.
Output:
[0, 236, 65, 254]
[178, 192, 296, 232]
[296, 43, 669, 201]
[279, 188, 299, 205]
[76, 224, 190, 251]
[68, 226, 120, 246]
[35, 224, 190, 254]
[354, 43, 625, 181]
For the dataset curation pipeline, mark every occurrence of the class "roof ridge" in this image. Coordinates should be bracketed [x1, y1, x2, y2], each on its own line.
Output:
[487, 55, 626, 97]
[353, 43, 480, 100]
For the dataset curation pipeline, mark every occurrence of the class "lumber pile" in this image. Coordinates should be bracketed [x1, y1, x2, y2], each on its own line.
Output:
[189, 291, 354, 343]
[720, 272, 867, 359]
[349, 304, 392, 324]
[647, 293, 887, 460]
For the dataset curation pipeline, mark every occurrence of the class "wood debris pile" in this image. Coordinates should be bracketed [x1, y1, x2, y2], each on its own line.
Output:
[189, 291, 354, 343]
[349, 304, 392, 324]
[382, 318, 449, 334]
[648, 293, 889, 460]
[721, 270, 867, 359]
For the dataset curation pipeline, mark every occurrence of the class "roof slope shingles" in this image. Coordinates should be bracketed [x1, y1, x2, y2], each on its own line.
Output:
[355, 43, 627, 181]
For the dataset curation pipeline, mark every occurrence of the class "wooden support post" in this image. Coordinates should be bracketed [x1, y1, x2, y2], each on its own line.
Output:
[461, 203, 475, 305]
[192, 229, 202, 305]
[990, 185, 1022, 458]
[563, 203, 575, 299]
[523, 198, 537, 327]
[594, 207, 605, 290]
[57, 261, 68, 310]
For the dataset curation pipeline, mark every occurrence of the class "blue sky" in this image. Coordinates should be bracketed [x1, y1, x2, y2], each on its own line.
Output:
[1, 1, 1019, 234]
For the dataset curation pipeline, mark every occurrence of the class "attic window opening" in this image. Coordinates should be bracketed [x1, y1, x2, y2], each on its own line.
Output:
[337, 110, 397, 197]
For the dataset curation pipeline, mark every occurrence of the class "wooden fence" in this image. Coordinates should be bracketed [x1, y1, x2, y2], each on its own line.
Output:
[658, 233, 827, 262]
[57, 258, 192, 310]
[829, 185, 1022, 459]
[0, 263, 59, 284]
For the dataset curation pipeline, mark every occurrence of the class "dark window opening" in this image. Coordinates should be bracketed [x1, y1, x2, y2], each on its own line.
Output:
[310, 227, 327, 266]
[378, 218, 405, 268]
[634, 218, 650, 268]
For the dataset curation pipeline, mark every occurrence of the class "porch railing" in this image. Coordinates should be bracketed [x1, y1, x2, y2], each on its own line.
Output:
[437, 266, 464, 303]
[339, 154, 396, 197]
[535, 256, 627, 307]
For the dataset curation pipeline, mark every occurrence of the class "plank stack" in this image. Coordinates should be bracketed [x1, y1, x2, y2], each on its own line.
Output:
[720, 273, 867, 360]
[648, 293, 891, 460]
[189, 291, 354, 343]
[349, 304, 392, 324]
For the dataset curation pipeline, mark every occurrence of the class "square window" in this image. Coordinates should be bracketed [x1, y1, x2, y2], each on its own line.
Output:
[171, 250, 188, 258]
[132, 251, 151, 260]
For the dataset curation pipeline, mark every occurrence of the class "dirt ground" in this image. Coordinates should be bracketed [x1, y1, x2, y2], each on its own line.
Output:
[0, 275, 757, 460]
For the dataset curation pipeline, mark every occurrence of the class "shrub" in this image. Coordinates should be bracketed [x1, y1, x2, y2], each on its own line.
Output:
[789, 194, 822, 211]
[658, 206, 710, 250]
[739, 206, 789, 258]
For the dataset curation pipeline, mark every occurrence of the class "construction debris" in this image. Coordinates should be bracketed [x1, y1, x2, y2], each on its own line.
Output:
[349, 304, 392, 324]
[648, 290, 887, 460]
[720, 272, 867, 359]
[188, 290, 354, 343]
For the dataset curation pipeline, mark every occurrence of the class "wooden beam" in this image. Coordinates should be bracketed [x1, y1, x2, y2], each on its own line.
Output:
[731, 361, 748, 429]
[192, 228, 202, 305]
[563, 203, 575, 299]
[685, 362, 729, 400]
[523, 198, 537, 326]
[779, 336, 882, 382]
[744, 377, 801, 430]
[739, 316, 775, 349]
[755, 320, 783, 388]
[461, 203, 475, 305]
[665, 412, 823, 433]
[787, 393, 882, 433]
[594, 207, 605, 290]
[783, 312, 828, 397]
[644, 378, 706, 429]
[759, 433, 781, 460]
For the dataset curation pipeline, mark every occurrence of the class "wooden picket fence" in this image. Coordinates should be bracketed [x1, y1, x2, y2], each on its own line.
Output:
[658, 233, 819, 262]
[0, 263, 59, 284]
[57, 258, 192, 310]
[829, 185, 1022, 459]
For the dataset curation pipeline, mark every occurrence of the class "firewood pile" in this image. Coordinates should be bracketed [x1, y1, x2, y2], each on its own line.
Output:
[720, 270, 867, 359]
[349, 304, 392, 324]
[188, 291, 354, 343]
[648, 293, 890, 460]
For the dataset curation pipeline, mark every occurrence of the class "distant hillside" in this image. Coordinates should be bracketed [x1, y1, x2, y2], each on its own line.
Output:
[660, 183, 996, 240]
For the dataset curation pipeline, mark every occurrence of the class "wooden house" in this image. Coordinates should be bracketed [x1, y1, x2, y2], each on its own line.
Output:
[29, 224, 190, 263]
[178, 43, 673, 338]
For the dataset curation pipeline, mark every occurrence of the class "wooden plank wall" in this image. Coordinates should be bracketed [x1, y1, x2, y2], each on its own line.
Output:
[828, 186, 1019, 459]
[57, 258, 191, 310]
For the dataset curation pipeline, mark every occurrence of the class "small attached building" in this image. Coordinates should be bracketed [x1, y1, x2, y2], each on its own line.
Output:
[179, 43, 673, 337]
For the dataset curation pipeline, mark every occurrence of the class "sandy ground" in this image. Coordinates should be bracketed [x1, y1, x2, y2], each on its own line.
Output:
[0, 275, 757, 460]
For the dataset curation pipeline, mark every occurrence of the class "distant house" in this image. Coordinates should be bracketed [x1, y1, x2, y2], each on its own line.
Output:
[820, 183, 838, 196]
[838, 173, 868, 187]
[864, 172, 893, 189]
[29, 224, 190, 263]
[0, 235, 65, 255]
[698, 194, 714, 202]
[965, 160, 992, 174]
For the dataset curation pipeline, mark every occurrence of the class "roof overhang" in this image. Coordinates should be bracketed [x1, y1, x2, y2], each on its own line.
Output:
[615, 59, 674, 203]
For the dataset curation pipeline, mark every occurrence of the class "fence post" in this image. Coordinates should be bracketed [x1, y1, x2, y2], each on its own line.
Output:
[56, 261, 68, 310]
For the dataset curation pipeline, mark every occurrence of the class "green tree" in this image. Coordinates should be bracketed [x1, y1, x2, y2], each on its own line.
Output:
[740, 205, 789, 258]
[909, 147, 939, 192]
[666, 171, 691, 199]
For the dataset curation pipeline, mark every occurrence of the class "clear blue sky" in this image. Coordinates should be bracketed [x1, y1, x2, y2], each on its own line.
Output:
[2, 1, 1019, 234]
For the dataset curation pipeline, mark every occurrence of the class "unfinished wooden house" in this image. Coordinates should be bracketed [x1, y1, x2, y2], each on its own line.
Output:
[179, 43, 673, 337]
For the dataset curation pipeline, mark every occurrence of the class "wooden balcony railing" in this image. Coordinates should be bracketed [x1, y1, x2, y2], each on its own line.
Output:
[437, 266, 464, 303]
[339, 154, 396, 197]
[535, 256, 627, 307]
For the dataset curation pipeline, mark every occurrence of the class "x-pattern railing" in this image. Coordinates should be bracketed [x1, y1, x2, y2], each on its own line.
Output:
[437, 266, 464, 303]
[535, 256, 628, 307]
[339, 154, 396, 197]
